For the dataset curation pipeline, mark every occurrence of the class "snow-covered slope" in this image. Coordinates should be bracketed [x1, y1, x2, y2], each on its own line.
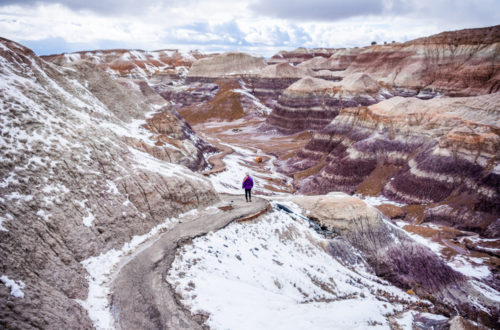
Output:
[169, 195, 500, 329]
[168, 203, 419, 329]
[0, 37, 218, 328]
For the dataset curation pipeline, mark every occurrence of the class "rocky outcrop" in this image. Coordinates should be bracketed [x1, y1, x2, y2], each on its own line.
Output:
[297, 48, 362, 79]
[268, 47, 337, 65]
[242, 63, 314, 108]
[283, 93, 500, 236]
[266, 77, 338, 132]
[178, 78, 270, 124]
[43, 48, 204, 81]
[0, 38, 218, 329]
[187, 52, 267, 82]
[154, 81, 219, 109]
[258, 62, 314, 78]
[266, 74, 388, 133]
[291, 193, 499, 326]
[344, 25, 500, 96]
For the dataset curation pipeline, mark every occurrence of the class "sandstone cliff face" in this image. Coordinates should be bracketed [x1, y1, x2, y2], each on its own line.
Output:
[266, 77, 339, 132]
[290, 193, 499, 326]
[263, 26, 499, 136]
[284, 94, 499, 236]
[344, 25, 500, 96]
[0, 38, 218, 329]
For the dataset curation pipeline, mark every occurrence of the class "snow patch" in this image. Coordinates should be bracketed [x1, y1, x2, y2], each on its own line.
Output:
[36, 209, 51, 221]
[447, 255, 491, 279]
[207, 141, 291, 195]
[395, 221, 443, 254]
[83, 212, 96, 227]
[233, 88, 272, 115]
[106, 180, 120, 195]
[1, 275, 25, 298]
[0, 213, 13, 231]
[356, 194, 405, 207]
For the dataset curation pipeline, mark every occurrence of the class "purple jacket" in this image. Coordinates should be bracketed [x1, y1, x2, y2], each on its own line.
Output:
[242, 176, 254, 189]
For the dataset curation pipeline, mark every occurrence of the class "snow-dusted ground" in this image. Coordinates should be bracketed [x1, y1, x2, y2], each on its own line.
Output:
[394, 221, 496, 280]
[355, 194, 405, 207]
[233, 79, 272, 116]
[168, 202, 422, 330]
[208, 141, 292, 195]
[77, 205, 221, 330]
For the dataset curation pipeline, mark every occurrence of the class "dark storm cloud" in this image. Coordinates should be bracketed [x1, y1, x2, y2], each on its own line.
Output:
[250, 0, 385, 21]
[0, 0, 180, 14]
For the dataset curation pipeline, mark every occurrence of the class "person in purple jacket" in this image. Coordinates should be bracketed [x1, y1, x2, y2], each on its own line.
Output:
[242, 172, 254, 202]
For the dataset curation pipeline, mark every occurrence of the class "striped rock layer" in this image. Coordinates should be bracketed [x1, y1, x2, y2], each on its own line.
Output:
[297, 48, 362, 79]
[243, 63, 314, 107]
[291, 193, 498, 326]
[266, 75, 388, 133]
[344, 25, 500, 96]
[283, 94, 500, 236]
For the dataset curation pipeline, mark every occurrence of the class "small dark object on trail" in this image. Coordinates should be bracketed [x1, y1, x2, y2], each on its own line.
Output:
[219, 205, 234, 211]
[275, 203, 293, 213]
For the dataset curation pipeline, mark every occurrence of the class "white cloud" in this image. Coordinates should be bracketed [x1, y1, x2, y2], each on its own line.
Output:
[0, 0, 497, 56]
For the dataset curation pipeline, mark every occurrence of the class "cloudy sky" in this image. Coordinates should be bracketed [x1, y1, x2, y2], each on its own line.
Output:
[0, 0, 498, 56]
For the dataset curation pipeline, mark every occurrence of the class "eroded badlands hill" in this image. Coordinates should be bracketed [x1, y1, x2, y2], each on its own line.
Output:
[344, 25, 500, 95]
[283, 93, 499, 236]
[266, 73, 388, 133]
[42, 48, 205, 81]
[0, 38, 218, 328]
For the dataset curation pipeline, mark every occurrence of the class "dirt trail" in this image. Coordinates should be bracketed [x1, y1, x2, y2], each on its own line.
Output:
[110, 195, 269, 329]
[202, 138, 233, 176]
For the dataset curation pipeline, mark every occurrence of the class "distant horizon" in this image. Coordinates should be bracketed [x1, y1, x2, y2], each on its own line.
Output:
[18, 23, 496, 59]
[0, 0, 498, 57]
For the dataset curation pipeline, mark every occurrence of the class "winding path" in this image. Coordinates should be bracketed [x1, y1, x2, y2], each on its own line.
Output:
[201, 138, 234, 176]
[110, 195, 269, 329]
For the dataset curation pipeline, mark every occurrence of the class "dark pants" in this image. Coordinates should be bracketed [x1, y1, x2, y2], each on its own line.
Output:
[245, 189, 252, 201]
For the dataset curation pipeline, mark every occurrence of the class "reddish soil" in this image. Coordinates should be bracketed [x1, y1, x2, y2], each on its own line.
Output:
[179, 79, 245, 124]
[356, 163, 400, 196]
